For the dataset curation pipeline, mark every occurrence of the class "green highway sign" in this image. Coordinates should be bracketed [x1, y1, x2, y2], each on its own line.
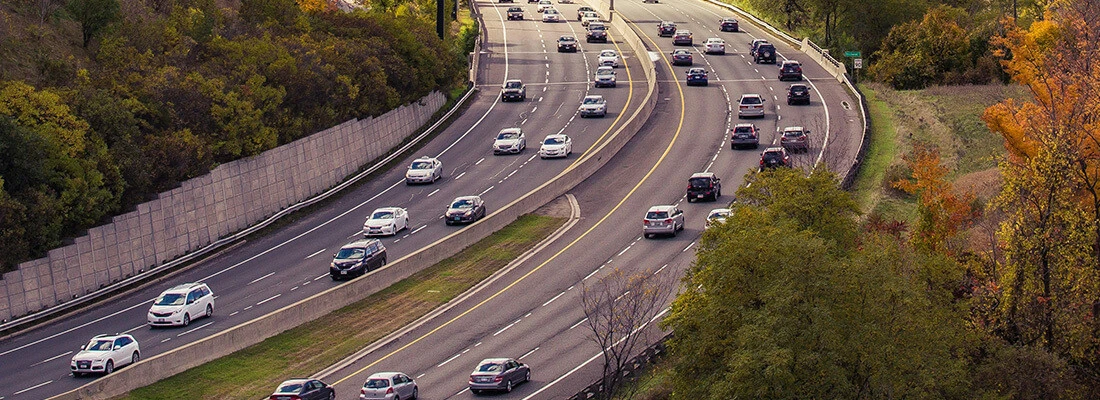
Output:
[844, 50, 861, 57]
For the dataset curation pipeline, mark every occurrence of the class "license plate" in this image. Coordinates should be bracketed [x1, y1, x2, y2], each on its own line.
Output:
[697, 194, 705, 198]
[158, 319, 166, 322]
[341, 270, 347, 275]
[453, 217, 462, 221]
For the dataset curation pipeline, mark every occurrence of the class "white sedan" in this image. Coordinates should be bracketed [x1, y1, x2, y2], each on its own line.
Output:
[539, 134, 573, 158]
[704, 38, 726, 54]
[364, 207, 409, 236]
[536, 0, 553, 12]
[493, 128, 527, 154]
[542, 9, 562, 22]
[598, 49, 620, 68]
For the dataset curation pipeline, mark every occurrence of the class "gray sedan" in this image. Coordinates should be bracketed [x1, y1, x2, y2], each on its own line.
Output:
[468, 358, 531, 394]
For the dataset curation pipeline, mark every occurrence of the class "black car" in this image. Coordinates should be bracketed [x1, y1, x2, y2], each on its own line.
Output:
[269, 379, 335, 400]
[670, 49, 693, 66]
[759, 147, 791, 171]
[557, 35, 578, 52]
[686, 68, 708, 86]
[500, 79, 526, 102]
[687, 172, 721, 202]
[787, 84, 811, 105]
[445, 195, 487, 225]
[658, 21, 677, 37]
[586, 23, 608, 43]
[672, 30, 693, 46]
[778, 60, 803, 80]
[506, 6, 523, 20]
[754, 43, 776, 64]
[330, 239, 387, 281]
[719, 18, 738, 32]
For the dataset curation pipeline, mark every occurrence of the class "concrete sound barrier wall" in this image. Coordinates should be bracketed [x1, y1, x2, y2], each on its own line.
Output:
[52, 14, 659, 400]
[0, 92, 446, 327]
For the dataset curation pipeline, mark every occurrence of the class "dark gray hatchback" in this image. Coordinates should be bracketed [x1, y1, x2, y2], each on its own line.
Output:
[330, 239, 387, 281]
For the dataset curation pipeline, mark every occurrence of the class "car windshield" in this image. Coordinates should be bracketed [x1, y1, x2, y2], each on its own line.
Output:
[276, 383, 304, 394]
[689, 69, 705, 74]
[504, 81, 522, 89]
[497, 132, 520, 140]
[677, 31, 691, 36]
[674, 50, 687, 55]
[646, 211, 669, 219]
[791, 85, 807, 92]
[451, 199, 474, 209]
[597, 68, 613, 75]
[741, 97, 761, 105]
[545, 9, 558, 14]
[600, 51, 616, 57]
[560, 36, 573, 41]
[583, 97, 602, 104]
[86, 339, 114, 351]
[477, 363, 504, 372]
[335, 248, 366, 259]
[784, 130, 804, 137]
[589, 25, 605, 31]
[764, 151, 785, 159]
[709, 210, 730, 219]
[364, 379, 390, 389]
[544, 137, 565, 145]
[509, 7, 520, 11]
[154, 293, 186, 306]
[689, 178, 712, 188]
[734, 126, 753, 133]
[411, 161, 433, 170]
[371, 211, 394, 219]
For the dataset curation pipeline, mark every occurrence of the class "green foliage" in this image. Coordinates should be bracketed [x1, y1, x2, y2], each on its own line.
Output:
[64, 0, 121, 47]
[869, 5, 974, 89]
[736, 168, 860, 250]
[665, 170, 972, 399]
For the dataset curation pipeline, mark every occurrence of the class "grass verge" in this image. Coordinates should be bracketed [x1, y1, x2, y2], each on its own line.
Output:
[852, 83, 902, 214]
[119, 212, 567, 399]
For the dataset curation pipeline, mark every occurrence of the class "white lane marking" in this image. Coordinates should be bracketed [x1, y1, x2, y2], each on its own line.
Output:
[14, 380, 52, 395]
[291, 286, 299, 291]
[248, 272, 276, 285]
[160, 338, 172, 343]
[0, 297, 154, 357]
[122, 324, 146, 334]
[493, 319, 521, 336]
[314, 273, 328, 281]
[437, 348, 468, 367]
[569, 318, 588, 330]
[519, 347, 540, 360]
[306, 248, 327, 259]
[583, 268, 599, 280]
[177, 322, 213, 337]
[683, 241, 696, 252]
[455, 172, 466, 180]
[32, 351, 73, 367]
[455, 388, 471, 396]
[479, 186, 495, 196]
[243, 306, 253, 311]
[474, 341, 482, 347]
[229, 311, 239, 316]
[411, 225, 428, 235]
[654, 264, 669, 275]
[416, 373, 426, 379]
[617, 246, 630, 256]
[475, 157, 485, 165]
[542, 291, 566, 307]
[256, 294, 282, 306]
[427, 188, 440, 197]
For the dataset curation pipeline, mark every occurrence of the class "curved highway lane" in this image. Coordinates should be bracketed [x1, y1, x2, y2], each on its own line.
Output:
[0, 2, 648, 399]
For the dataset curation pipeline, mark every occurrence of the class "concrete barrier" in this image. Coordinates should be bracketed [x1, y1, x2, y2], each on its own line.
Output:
[50, 4, 659, 400]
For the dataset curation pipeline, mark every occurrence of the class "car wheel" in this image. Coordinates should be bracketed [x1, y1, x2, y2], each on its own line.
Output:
[381, 256, 387, 266]
[104, 360, 114, 374]
[328, 392, 335, 400]
[206, 304, 213, 318]
[525, 370, 531, 382]
[506, 380, 513, 392]
[132, 351, 140, 365]
[687, 197, 693, 203]
[182, 313, 190, 327]
[644, 233, 652, 239]
[472, 389, 481, 395]
[412, 387, 419, 399]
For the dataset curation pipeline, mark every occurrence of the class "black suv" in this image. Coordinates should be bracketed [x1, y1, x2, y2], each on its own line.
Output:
[778, 60, 802, 80]
[330, 239, 387, 280]
[586, 23, 608, 43]
[507, 6, 523, 20]
[500, 79, 526, 102]
[754, 43, 776, 64]
[687, 172, 721, 202]
[657, 21, 676, 37]
[759, 147, 791, 171]
[787, 84, 810, 105]
[557, 35, 578, 52]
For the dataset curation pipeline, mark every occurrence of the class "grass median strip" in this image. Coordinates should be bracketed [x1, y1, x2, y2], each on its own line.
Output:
[120, 212, 567, 399]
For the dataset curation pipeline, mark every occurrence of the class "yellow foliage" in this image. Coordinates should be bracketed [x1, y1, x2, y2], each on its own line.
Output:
[298, 0, 337, 13]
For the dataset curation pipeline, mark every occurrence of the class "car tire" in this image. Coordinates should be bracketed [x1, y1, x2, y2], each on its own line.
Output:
[381, 256, 387, 266]
[644, 233, 652, 239]
[472, 389, 482, 395]
[104, 360, 114, 374]
[182, 313, 190, 327]
[132, 351, 140, 365]
[506, 380, 513, 392]
[525, 370, 531, 382]
[206, 304, 213, 318]
[328, 392, 335, 400]
[412, 387, 419, 399]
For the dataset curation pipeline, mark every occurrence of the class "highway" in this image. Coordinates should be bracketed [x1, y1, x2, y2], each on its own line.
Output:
[318, 0, 862, 399]
[0, 2, 648, 398]
[0, 0, 863, 398]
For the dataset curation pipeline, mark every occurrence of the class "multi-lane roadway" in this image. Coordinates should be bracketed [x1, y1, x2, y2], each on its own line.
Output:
[0, 0, 861, 398]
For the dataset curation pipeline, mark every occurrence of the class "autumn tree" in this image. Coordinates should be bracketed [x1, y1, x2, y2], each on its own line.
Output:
[893, 145, 978, 255]
[982, 0, 1100, 389]
[580, 267, 674, 400]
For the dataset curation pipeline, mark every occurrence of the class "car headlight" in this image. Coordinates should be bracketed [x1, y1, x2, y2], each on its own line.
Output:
[464, 210, 473, 216]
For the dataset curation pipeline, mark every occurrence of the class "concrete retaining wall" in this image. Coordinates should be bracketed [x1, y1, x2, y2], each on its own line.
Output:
[0, 92, 446, 324]
[52, 8, 659, 399]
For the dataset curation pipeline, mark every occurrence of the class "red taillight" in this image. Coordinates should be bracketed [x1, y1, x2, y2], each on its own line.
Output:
[386, 387, 394, 394]
[493, 376, 504, 382]
[361, 388, 367, 395]
[664, 219, 673, 224]
[739, 105, 749, 109]
[644, 219, 650, 225]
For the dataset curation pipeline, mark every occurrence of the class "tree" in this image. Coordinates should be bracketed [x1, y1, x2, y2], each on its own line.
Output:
[580, 267, 675, 400]
[64, 0, 120, 47]
[868, 5, 973, 89]
[28, 0, 67, 22]
[893, 145, 978, 255]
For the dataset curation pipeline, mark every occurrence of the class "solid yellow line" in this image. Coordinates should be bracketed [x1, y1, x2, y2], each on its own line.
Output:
[567, 30, 635, 170]
[332, 17, 687, 387]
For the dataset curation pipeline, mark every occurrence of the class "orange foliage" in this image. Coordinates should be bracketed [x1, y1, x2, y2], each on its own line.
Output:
[298, 0, 337, 13]
[893, 145, 978, 254]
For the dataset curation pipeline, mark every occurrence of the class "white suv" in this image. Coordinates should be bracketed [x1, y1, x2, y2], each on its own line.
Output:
[71, 334, 140, 376]
[643, 205, 685, 238]
[704, 38, 726, 54]
[147, 282, 214, 327]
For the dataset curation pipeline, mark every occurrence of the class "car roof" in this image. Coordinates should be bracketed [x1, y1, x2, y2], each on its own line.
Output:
[372, 207, 403, 213]
[688, 67, 706, 72]
[545, 134, 567, 139]
[782, 60, 801, 65]
[734, 123, 755, 128]
[789, 84, 808, 89]
[783, 126, 805, 132]
[676, 30, 691, 34]
[90, 333, 130, 340]
[453, 195, 481, 202]
[647, 205, 676, 212]
[560, 35, 574, 39]
[584, 95, 604, 100]
[342, 238, 380, 249]
[740, 94, 761, 99]
[504, 79, 522, 84]
[479, 358, 513, 364]
[707, 37, 723, 41]
[723, 17, 736, 21]
[165, 282, 207, 292]
[414, 156, 438, 161]
[367, 372, 404, 379]
[499, 127, 522, 134]
[673, 49, 689, 53]
[690, 172, 716, 179]
[710, 208, 732, 213]
[764, 146, 785, 152]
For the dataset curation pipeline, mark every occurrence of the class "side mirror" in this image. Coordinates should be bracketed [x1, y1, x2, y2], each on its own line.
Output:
[80, 344, 87, 350]
[113, 345, 122, 351]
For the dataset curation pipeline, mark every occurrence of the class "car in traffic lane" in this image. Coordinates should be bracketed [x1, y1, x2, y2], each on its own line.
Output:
[594, 65, 617, 87]
[469, 358, 531, 394]
[507, 6, 523, 20]
[737, 94, 766, 118]
[670, 49, 693, 66]
[269, 379, 335, 400]
[539, 134, 572, 158]
[780, 126, 810, 153]
[541, 8, 561, 22]
[71, 334, 140, 376]
[147, 282, 214, 327]
[686, 67, 708, 86]
[500, 79, 526, 102]
[704, 38, 726, 54]
[719, 17, 739, 32]
[557, 35, 577, 52]
[445, 196, 486, 225]
[730, 123, 760, 149]
[576, 6, 594, 20]
[363, 207, 409, 237]
[360, 372, 417, 400]
[493, 128, 526, 155]
[779, 60, 803, 80]
[686, 172, 721, 202]
[586, 22, 608, 43]
[787, 83, 811, 105]
[598, 49, 620, 68]
[705, 208, 732, 229]
[643, 205, 685, 238]
[330, 239, 387, 280]
[759, 146, 791, 170]
[658, 21, 676, 36]
[672, 30, 693, 45]
[579, 95, 608, 117]
[405, 156, 442, 184]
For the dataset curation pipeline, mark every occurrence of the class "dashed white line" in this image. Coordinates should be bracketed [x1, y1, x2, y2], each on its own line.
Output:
[314, 273, 328, 281]
[494, 319, 521, 336]
[519, 347, 540, 360]
[14, 381, 52, 395]
[416, 373, 426, 379]
[291, 286, 299, 291]
[32, 351, 73, 367]
[542, 291, 566, 307]
[437, 349, 468, 367]
[160, 338, 172, 343]
[177, 322, 213, 337]
[229, 311, 239, 316]
[427, 188, 440, 197]
[569, 317, 588, 330]
[122, 324, 146, 334]
[683, 241, 696, 252]
[583, 268, 600, 281]
[243, 306, 253, 311]
[455, 172, 466, 180]
[475, 157, 485, 165]
[617, 246, 631, 256]
[256, 294, 282, 306]
[306, 248, 327, 259]
[654, 264, 669, 275]
[411, 225, 428, 234]
[248, 272, 276, 285]
[479, 186, 495, 196]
